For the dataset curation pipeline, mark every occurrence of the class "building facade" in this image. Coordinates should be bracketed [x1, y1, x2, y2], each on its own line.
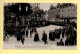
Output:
[48, 4, 60, 22]
[59, 3, 77, 23]
[4, 3, 33, 35]
[48, 3, 77, 24]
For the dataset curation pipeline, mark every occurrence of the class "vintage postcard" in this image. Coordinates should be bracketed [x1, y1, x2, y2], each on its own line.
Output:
[3, 3, 77, 49]
[0, 0, 80, 54]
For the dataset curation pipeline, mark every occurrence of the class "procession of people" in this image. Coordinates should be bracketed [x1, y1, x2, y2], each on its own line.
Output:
[4, 24, 77, 46]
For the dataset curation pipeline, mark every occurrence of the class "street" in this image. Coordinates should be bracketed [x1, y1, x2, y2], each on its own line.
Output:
[3, 25, 76, 49]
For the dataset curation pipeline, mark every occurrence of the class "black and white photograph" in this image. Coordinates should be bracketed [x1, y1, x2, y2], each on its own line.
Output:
[3, 3, 77, 49]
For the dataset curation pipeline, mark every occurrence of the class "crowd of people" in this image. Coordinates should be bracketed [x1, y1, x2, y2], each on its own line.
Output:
[4, 24, 77, 46]
[64, 25, 77, 46]
[57, 25, 77, 46]
[33, 24, 77, 46]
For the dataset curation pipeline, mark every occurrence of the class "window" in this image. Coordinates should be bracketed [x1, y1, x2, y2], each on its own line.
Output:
[75, 6, 77, 10]
[68, 7, 71, 11]
[26, 6, 28, 11]
[19, 5, 21, 11]
[71, 6, 75, 11]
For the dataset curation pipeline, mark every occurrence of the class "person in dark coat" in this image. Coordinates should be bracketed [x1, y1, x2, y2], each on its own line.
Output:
[49, 31, 52, 40]
[21, 36, 25, 45]
[52, 32, 55, 41]
[73, 30, 77, 45]
[42, 31, 48, 45]
[21, 31, 25, 45]
[17, 33, 21, 41]
[57, 39, 64, 46]
[49, 31, 55, 41]
[67, 36, 71, 46]
[34, 31, 40, 42]
[65, 39, 68, 46]
[26, 30, 28, 37]
[57, 32, 60, 39]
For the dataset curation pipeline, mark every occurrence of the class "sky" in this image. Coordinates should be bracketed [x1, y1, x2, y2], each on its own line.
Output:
[39, 3, 57, 11]
[4, 3, 57, 11]
[4, 3, 76, 11]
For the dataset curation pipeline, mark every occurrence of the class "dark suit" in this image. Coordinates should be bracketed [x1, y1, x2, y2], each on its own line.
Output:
[42, 33, 48, 45]
[34, 33, 39, 42]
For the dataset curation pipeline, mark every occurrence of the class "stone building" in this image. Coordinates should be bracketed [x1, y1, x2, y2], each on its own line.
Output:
[4, 3, 33, 35]
[48, 3, 77, 24]
[59, 3, 77, 23]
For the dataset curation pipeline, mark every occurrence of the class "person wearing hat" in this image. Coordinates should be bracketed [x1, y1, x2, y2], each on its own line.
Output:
[42, 31, 48, 45]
